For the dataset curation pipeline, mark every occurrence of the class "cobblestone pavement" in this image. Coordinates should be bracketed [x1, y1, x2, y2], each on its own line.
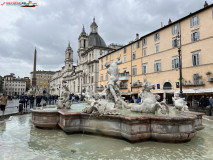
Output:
[0, 99, 49, 116]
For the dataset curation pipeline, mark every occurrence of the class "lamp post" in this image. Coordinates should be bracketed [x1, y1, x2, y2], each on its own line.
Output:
[177, 32, 183, 97]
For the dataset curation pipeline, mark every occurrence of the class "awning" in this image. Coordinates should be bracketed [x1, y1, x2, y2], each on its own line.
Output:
[175, 88, 213, 94]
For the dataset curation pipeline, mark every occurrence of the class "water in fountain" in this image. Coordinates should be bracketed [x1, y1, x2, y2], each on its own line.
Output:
[0, 114, 213, 160]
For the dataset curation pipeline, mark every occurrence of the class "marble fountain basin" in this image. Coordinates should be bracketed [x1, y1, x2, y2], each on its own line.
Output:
[31, 103, 204, 143]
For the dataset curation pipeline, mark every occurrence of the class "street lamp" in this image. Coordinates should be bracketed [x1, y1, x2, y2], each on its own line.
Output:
[177, 32, 183, 97]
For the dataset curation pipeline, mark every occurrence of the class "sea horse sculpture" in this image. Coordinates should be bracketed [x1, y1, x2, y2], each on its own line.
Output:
[130, 80, 169, 114]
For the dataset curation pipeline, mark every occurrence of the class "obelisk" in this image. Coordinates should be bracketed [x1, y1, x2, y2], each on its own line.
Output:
[32, 48, 37, 87]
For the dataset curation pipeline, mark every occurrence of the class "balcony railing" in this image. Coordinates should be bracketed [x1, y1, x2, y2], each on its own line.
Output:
[183, 81, 205, 86]
[131, 82, 142, 88]
[120, 84, 128, 89]
[119, 72, 129, 81]
[208, 77, 213, 82]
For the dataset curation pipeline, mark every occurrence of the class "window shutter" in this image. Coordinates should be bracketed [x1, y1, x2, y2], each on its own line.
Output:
[197, 15, 199, 25]
[191, 33, 194, 42]
[192, 55, 195, 66]
[190, 18, 193, 27]
[159, 63, 161, 71]
[197, 31, 200, 40]
[154, 64, 156, 72]
[172, 59, 174, 69]
[172, 40, 174, 48]
[177, 39, 180, 47]
[177, 24, 179, 33]
[197, 54, 200, 65]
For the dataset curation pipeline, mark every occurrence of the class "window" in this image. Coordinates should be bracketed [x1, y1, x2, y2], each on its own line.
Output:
[143, 48, 147, 56]
[136, 41, 140, 48]
[132, 66, 137, 76]
[101, 64, 103, 70]
[154, 61, 161, 72]
[132, 52, 136, 60]
[132, 43, 135, 50]
[106, 55, 108, 61]
[172, 57, 179, 69]
[172, 38, 179, 48]
[124, 56, 126, 62]
[111, 53, 113, 59]
[172, 24, 179, 35]
[193, 73, 200, 84]
[123, 68, 127, 72]
[117, 51, 119, 57]
[142, 63, 147, 74]
[105, 74, 108, 80]
[154, 33, 160, 41]
[192, 53, 200, 66]
[101, 75, 103, 81]
[190, 15, 199, 27]
[123, 47, 126, 54]
[155, 44, 159, 53]
[142, 38, 147, 46]
[191, 31, 200, 42]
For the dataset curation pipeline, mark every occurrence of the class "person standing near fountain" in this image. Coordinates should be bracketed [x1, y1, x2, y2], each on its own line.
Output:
[0, 94, 8, 115]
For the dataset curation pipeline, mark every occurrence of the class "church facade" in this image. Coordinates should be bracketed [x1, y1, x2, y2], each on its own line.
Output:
[50, 19, 122, 96]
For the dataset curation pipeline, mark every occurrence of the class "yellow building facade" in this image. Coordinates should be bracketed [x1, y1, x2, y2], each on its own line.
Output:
[98, 4, 213, 102]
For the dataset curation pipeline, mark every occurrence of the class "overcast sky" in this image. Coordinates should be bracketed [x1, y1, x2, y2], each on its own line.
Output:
[0, 0, 212, 78]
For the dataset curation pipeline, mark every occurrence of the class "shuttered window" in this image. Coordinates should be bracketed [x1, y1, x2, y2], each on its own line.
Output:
[172, 57, 179, 69]
[132, 52, 136, 60]
[154, 61, 161, 72]
[132, 66, 137, 76]
[172, 38, 179, 48]
[191, 31, 200, 42]
[142, 38, 147, 46]
[190, 15, 199, 27]
[192, 53, 200, 66]
[172, 24, 179, 35]
[143, 48, 147, 56]
[142, 63, 147, 74]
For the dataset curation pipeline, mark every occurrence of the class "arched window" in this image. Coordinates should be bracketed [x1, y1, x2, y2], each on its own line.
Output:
[163, 82, 172, 90]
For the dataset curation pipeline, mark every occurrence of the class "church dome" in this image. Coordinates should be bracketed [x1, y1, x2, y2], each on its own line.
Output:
[88, 18, 106, 47]
[88, 32, 106, 47]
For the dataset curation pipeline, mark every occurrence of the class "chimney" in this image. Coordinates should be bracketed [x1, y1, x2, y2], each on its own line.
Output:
[136, 33, 139, 40]
[168, 18, 172, 25]
[161, 22, 163, 28]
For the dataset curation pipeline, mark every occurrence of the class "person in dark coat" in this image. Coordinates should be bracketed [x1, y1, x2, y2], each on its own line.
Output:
[199, 96, 205, 110]
[36, 96, 41, 107]
[29, 95, 35, 109]
[204, 96, 210, 108]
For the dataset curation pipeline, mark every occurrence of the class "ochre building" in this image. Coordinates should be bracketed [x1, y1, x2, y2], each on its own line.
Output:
[98, 4, 213, 103]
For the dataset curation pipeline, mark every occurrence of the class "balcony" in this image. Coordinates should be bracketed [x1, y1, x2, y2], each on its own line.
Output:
[183, 81, 205, 86]
[119, 72, 129, 81]
[120, 84, 128, 89]
[131, 82, 142, 88]
[207, 77, 213, 82]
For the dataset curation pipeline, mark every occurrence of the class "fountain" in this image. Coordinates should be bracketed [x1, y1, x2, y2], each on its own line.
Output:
[31, 59, 204, 143]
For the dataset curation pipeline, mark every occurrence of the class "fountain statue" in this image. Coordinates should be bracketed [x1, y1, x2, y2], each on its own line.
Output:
[31, 59, 205, 143]
[82, 58, 128, 115]
[172, 93, 188, 111]
[129, 79, 169, 114]
[56, 84, 71, 109]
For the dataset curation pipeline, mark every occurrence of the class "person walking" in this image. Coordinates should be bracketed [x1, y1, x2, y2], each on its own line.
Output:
[199, 96, 205, 110]
[204, 96, 210, 109]
[29, 95, 35, 109]
[36, 96, 41, 107]
[0, 94, 8, 115]
[19, 94, 25, 108]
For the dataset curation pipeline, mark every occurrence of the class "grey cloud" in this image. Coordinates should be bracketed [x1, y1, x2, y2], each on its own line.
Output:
[0, 0, 212, 77]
